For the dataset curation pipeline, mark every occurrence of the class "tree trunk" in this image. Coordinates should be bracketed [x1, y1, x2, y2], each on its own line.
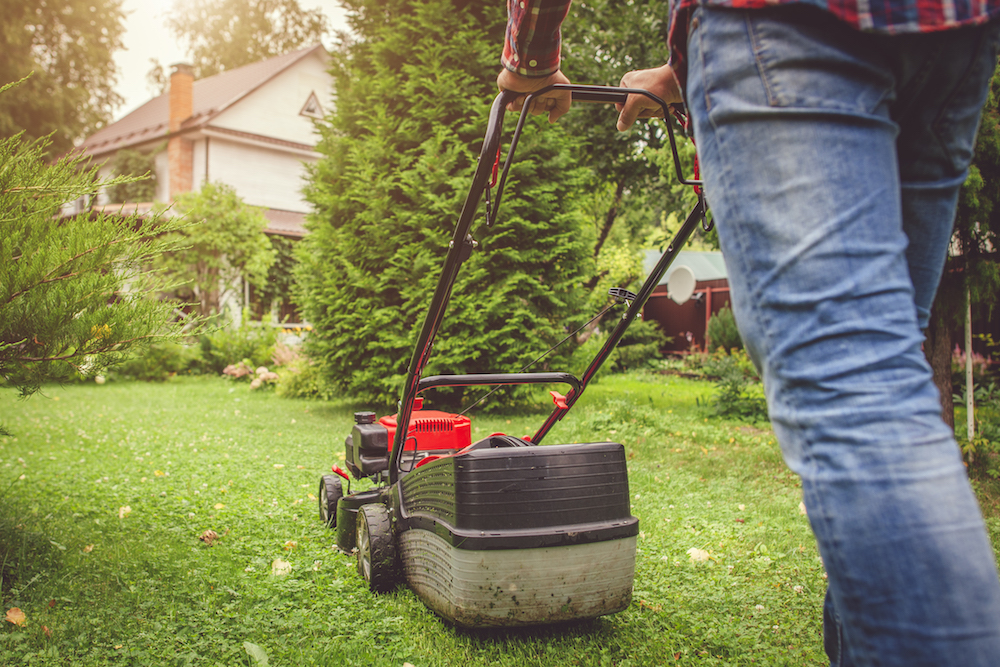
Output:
[593, 180, 625, 259]
[924, 312, 954, 431]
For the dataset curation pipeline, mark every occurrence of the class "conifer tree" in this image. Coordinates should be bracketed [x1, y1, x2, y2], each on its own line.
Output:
[1, 81, 192, 397]
[297, 0, 592, 407]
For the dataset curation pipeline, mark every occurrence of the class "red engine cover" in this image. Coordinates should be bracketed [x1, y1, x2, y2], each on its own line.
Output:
[380, 406, 472, 452]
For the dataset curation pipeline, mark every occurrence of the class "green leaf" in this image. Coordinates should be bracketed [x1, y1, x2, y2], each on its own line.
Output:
[243, 641, 269, 666]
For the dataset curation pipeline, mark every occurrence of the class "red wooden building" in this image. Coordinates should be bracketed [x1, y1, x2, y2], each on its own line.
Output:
[641, 250, 732, 353]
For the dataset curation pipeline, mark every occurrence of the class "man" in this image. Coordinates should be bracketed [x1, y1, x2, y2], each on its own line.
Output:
[497, 1, 1000, 665]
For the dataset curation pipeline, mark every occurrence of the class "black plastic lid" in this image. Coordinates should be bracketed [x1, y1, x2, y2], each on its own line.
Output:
[354, 411, 377, 425]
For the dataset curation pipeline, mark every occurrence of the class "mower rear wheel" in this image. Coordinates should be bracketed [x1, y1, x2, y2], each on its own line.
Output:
[356, 503, 398, 593]
[318, 475, 342, 528]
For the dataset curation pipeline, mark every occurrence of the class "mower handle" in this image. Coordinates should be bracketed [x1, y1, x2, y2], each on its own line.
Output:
[417, 372, 581, 395]
[389, 84, 702, 483]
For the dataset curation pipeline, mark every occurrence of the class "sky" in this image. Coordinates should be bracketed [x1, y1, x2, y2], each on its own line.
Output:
[112, 0, 350, 121]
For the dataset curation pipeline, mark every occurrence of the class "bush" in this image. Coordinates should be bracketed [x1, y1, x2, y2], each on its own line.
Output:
[197, 313, 280, 374]
[275, 357, 338, 400]
[702, 349, 768, 421]
[111, 341, 201, 382]
[611, 319, 670, 372]
[569, 318, 670, 381]
[706, 307, 744, 354]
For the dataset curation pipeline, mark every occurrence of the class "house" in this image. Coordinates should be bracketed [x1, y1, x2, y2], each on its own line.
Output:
[641, 250, 732, 353]
[74, 44, 332, 319]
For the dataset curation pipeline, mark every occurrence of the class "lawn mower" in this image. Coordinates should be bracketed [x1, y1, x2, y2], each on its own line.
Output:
[317, 84, 707, 627]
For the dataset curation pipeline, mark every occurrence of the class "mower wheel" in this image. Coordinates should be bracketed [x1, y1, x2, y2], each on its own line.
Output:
[356, 503, 398, 593]
[318, 475, 343, 528]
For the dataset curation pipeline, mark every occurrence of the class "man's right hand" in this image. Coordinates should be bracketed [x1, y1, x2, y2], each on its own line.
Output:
[616, 65, 683, 131]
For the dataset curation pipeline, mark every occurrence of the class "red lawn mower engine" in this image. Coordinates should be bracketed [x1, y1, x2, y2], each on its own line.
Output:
[344, 397, 472, 479]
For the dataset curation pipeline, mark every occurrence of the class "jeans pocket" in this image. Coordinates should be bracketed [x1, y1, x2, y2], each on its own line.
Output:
[744, 7, 894, 114]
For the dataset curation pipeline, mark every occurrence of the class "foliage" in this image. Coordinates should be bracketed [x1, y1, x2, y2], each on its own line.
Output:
[952, 342, 995, 380]
[561, 0, 673, 252]
[707, 306, 744, 354]
[0, 374, 847, 665]
[574, 317, 669, 379]
[156, 182, 276, 317]
[0, 1, 126, 156]
[561, 0, 710, 264]
[197, 312, 281, 374]
[701, 348, 768, 422]
[254, 235, 298, 317]
[275, 357, 338, 400]
[164, 0, 328, 79]
[0, 100, 192, 398]
[957, 393, 1000, 480]
[297, 0, 591, 408]
[110, 341, 201, 382]
[106, 148, 158, 204]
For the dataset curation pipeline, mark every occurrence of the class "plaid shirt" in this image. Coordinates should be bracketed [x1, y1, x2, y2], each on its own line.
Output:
[503, 0, 1000, 84]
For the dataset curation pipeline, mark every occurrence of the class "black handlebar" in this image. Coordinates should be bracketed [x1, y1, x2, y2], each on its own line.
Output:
[388, 83, 703, 482]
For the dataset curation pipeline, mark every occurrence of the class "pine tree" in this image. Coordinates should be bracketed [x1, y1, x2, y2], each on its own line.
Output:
[297, 0, 592, 408]
[1, 81, 192, 397]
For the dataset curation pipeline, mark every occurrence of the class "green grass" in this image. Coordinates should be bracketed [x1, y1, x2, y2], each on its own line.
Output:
[0, 371, 977, 665]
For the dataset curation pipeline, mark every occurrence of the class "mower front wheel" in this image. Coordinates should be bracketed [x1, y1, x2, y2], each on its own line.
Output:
[318, 475, 342, 528]
[356, 503, 398, 593]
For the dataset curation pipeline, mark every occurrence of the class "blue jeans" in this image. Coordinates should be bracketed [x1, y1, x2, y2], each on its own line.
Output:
[684, 6, 1000, 665]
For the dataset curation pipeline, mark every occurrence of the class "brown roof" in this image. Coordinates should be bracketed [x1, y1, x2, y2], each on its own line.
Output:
[263, 209, 308, 238]
[78, 44, 327, 158]
[65, 203, 308, 239]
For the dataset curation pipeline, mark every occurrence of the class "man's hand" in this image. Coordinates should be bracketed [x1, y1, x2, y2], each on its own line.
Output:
[496, 69, 572, 123]
[616, 65, 683, 131]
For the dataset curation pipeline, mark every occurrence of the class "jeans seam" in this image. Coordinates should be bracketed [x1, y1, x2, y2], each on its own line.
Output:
[744, 13, 778, 107]
[691, 8, 711, 115]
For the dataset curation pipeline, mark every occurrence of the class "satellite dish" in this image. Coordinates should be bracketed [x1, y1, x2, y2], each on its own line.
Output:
[667, 265, 696, 305]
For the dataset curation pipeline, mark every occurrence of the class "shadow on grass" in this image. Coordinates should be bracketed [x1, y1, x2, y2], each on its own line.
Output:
[0, 491, 64, 604]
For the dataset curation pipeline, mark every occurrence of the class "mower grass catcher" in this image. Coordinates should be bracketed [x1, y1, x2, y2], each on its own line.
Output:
[317, 85, 706, 628]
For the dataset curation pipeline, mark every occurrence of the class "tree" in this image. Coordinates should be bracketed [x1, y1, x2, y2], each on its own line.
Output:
[1, 84, 190, 398]
[562, 0, 704, 262]
[164, 0, 328, 78]
[0, 1, 126, 156]
[925, 62, 1000, 431]
[156, 182, 276, 318]
[296, 0, 592, 408]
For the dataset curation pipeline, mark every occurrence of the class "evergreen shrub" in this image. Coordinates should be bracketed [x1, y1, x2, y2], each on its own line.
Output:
[706, 306, 743, 353]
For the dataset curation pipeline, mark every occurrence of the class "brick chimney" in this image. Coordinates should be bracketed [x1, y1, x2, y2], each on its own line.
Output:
[168, 63, 194, 198]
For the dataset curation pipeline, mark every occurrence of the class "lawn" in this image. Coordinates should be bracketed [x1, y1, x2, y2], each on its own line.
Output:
[2, 371, 989, 665]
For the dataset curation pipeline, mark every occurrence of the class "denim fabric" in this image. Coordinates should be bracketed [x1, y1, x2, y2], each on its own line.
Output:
[684, 6, 1000, 665]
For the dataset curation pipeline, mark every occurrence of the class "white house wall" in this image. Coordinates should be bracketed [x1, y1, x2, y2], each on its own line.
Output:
[155, 151, 170, 202]
[192, 138, 208, 188]
[207, 137, 316, 212]
[210, 52, 329, 147]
